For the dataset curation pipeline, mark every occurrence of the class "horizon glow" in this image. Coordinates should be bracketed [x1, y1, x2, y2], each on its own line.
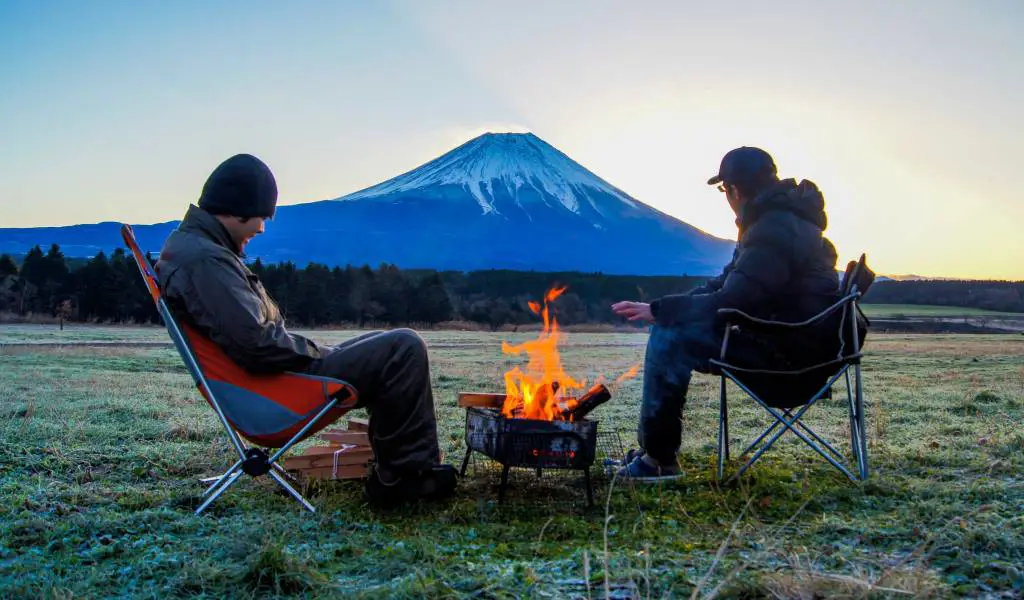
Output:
[1, 1, 1021, 279]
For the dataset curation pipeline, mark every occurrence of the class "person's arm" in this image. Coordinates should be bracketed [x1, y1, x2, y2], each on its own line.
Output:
[176, 257, 321, 373]
[651, 215, 794, 326]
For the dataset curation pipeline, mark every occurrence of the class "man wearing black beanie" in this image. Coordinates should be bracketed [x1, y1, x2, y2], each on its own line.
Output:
[156, 154, 455, 507]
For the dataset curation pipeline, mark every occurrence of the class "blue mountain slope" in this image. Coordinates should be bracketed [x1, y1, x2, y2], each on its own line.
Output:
[0, 133, 735, 275]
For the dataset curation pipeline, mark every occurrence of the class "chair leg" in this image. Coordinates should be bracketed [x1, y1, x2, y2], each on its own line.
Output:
[854, 364, 869, 479]
[201, 459, 244, 497]
[717, 375, 728, 480]
[195, 468, 244, 515]
[794, 419, 846, 460]
[269, 469, 316, 513]
[272, 461, 299, 483]
[728, 372, 858, 482]
[844, 370, 862, 477]
[743, 417, 784, 456]
[733, 409, 857, 483]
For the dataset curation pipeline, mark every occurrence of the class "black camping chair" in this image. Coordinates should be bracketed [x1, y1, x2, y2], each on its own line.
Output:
[710, 254, 875, 482]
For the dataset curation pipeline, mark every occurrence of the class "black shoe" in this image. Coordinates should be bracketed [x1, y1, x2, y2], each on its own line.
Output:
[365, 464, 457, 508]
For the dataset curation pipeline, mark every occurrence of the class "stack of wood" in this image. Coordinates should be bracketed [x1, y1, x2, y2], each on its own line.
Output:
[283, 417, 373, 480]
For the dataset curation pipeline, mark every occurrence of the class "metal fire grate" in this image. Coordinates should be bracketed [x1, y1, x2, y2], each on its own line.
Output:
[460, 407, 623, 507]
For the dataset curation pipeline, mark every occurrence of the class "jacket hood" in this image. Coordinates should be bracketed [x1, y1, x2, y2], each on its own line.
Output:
[741, 178, 827, 231]
[178, 205, 240, 255]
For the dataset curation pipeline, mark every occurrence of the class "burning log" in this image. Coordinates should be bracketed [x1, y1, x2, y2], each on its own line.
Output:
[560, 383, 611, 421]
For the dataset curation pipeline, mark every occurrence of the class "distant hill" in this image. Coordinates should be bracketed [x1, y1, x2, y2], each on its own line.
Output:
[0, 132, 734, 276]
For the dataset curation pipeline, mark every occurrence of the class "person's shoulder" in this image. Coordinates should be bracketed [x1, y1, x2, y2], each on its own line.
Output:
[165, 231, 237, 272]
[745, 209, 800, 243]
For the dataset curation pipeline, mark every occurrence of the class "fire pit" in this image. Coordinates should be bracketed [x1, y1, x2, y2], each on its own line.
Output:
[457, 286, 637, 507]
[458, 387, 608, 506]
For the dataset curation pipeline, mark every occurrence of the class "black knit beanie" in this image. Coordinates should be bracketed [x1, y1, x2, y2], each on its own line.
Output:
[198, 154, 278, 219]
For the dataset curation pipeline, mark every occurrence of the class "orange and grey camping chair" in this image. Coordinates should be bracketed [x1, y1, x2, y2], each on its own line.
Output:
[711, 254, 874, 483]
[121, 224, 359, 514]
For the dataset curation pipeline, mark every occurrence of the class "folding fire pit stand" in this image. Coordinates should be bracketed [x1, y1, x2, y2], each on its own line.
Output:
[458, 393, 601, 507]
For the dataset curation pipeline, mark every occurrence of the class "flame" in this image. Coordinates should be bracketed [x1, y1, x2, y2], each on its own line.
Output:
[614, 363, 641, 386]
[500, 288, 643, 421]
[501, 286, 583, 420]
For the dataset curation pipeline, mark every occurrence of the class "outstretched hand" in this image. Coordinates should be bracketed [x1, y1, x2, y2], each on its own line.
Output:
[611, 301, 654, 323]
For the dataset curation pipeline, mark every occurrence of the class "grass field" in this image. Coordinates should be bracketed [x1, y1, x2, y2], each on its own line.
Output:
[1, 325, 1023, 598]
[860, 304, 1024, 319]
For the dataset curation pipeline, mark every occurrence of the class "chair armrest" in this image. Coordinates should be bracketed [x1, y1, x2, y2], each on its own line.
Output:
[717, 292, 859, 331]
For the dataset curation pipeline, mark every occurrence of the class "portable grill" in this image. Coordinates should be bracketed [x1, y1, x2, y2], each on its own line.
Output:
[458, 393, 605, 506]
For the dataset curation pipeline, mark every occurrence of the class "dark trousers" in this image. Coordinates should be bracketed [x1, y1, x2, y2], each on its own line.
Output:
[639, 323, 782, 463]
[304, 329, 441, 475]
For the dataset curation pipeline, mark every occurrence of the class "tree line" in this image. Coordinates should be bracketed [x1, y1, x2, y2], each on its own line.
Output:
[863, 279, 1024, 313]
[0, 244, 707, 328]
[2, 244, 1021, 327]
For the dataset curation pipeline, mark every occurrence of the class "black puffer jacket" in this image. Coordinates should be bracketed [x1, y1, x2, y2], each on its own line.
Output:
[652, 178, 839, 329]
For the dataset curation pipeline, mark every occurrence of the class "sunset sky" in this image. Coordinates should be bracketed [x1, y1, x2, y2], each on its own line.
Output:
[1, 1, 1021, 279]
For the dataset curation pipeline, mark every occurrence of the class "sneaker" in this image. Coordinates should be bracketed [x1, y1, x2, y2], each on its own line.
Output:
[365, 464, 458, 508]
[603, 447, 644, 469]
[623, 448, 645, 465]
[616, 455, 684, 483]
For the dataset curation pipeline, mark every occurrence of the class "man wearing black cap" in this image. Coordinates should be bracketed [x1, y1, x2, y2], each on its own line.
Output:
[612, 148, 840, 480]
[156, 154, 456, 506]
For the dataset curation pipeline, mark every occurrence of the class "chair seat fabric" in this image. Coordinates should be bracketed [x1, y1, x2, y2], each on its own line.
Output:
[183, 324, 353, 447]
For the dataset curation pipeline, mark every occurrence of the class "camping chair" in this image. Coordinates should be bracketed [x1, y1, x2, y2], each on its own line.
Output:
[711, 254, 875, 482]
[120, 224, 359, 514]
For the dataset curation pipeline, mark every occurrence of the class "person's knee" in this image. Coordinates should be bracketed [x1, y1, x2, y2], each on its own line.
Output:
[390, 328, 427, 357]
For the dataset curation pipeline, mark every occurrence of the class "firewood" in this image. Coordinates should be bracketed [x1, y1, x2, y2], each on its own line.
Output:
[560, 383, 611, 421]
[347, 417, 369, 431]
[457, 392, 505, 408]
[301, 464, 370, 480]
[283, 446, 373, 470]
[319, 430, 370, 446]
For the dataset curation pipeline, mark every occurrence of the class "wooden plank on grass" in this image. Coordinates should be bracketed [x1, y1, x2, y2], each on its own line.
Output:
[318, 430, 370, 446]
[283, 445, 373, 470]
[347, 417, 369, 431]
[302, 464, 370, 480]
[457, 392, 505, 409]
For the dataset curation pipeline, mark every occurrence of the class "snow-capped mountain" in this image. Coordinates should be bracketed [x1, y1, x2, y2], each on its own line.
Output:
[340, 132, 636, 218]
[0, 132, 735, 275]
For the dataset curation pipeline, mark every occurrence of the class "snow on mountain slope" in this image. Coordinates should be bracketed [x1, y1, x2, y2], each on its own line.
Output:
[334, 132, 637, 216]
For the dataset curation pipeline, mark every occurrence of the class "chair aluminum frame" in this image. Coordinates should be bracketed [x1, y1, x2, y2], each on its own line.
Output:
[712, 281, 869, 484]
[122, 225, 357, 514]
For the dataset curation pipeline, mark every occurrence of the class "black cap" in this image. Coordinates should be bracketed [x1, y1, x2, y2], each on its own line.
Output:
[707, 147, 777, 186]
[198, 154, 278, 219]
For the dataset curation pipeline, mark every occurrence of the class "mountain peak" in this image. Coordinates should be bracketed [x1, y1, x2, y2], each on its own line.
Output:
[334, 132, 637, 216]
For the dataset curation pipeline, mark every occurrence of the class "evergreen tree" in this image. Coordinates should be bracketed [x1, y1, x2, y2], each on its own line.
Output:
[409, 272, 453, 323]
[372, 263, 411, 323]
[75, 252, 115, 321]
[40, 244, 70, 315]
[0, 254, 17, 278]
[17, 245, 46, 313]
[0, 254, 18, 313]
[347, 265, 374, 326]
[294, 262, 332, 326]
[328, 266, 353, 323]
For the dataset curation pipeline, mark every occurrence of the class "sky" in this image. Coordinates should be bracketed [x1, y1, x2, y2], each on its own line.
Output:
[1, 1, 1021, 279]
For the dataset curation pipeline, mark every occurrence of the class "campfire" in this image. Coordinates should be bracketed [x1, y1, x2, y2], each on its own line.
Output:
[458, 286, 638, 505]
